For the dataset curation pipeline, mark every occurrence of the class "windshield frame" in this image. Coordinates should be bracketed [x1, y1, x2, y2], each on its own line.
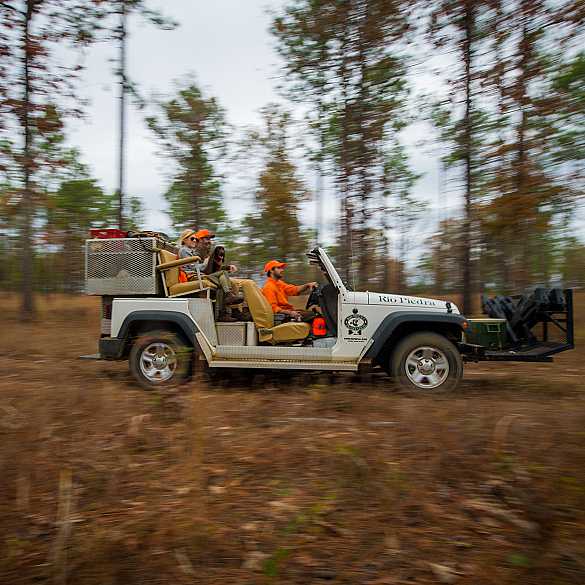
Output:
[307, 248, 348, 293]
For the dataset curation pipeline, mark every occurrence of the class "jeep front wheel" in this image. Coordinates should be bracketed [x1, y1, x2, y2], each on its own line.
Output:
[129, 331, 192, 390]
[390, 332, 463, 393]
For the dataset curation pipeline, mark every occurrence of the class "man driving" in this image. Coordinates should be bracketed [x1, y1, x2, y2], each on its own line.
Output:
[262, 260, 318, 321]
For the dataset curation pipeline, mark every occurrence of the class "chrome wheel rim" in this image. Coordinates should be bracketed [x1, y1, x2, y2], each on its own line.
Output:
[404, 346, 450, 390]
[139, 342, 177, 383]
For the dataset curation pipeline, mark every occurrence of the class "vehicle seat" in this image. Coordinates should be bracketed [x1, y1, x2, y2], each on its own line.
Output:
[158, 250, 217, 297]
[240, 280, 310, 344]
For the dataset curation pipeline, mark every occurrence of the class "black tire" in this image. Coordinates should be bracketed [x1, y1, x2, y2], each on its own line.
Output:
[389, 331, 463, 393]
[129, 330, 192, 390]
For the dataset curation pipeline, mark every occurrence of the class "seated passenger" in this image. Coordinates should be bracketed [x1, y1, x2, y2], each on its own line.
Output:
[177, 229, 243, 321]
[190, 229, 213, 268]
[192, 229, 239, 274]
[195, 228, 256, 291]
[262, 260, 318, 322]
[177, 229, 204, 274]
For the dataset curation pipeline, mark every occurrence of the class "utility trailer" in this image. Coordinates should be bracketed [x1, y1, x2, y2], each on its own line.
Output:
[471, 288, 575, 362]
[83, 236, 574, 392]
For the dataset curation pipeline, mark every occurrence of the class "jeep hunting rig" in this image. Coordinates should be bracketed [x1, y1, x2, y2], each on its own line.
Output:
[83, 235, 574, 392]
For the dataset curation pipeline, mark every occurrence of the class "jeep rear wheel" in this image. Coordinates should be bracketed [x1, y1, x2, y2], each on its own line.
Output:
[129, 330, 192, 390]
[390, 332, 463, 393]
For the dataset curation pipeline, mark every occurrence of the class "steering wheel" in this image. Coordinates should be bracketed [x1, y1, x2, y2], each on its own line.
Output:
[306, 284, 322, 310]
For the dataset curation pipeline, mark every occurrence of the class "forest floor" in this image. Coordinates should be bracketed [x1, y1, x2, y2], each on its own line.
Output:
[1, 293, 585, 585]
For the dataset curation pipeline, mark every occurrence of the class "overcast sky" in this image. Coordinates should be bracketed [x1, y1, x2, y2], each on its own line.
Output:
[66, 0, 461, 249]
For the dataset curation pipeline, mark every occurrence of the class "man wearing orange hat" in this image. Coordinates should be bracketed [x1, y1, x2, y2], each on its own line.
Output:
[262, 260, 318, 321]
[192, 228, 239, 274]
[177, 228, 243, 319]
[189, 228, 214, 268]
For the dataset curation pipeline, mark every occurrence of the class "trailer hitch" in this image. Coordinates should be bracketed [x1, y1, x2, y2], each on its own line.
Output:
[457, 342, 485, 362]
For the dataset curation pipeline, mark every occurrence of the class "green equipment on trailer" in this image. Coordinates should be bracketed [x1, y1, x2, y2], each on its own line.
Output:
[465, 319, 507, 350]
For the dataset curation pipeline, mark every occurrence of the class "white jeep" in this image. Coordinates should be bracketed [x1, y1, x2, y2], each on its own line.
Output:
[85, 240, 574, 392]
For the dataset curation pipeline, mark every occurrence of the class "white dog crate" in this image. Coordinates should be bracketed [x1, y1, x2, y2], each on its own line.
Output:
[85, 237, 176, 296]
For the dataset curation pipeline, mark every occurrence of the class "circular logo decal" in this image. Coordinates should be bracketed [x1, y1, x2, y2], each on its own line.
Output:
[344, 308, 368, 335]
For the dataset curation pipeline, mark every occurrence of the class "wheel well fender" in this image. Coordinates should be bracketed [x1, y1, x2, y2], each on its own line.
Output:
[365, 312, 468, 364]
[116, 311, 199, 356]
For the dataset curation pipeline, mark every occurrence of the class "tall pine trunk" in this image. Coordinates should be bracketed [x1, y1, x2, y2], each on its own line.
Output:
[515, 109, 529, 289]
[20, 0, 35, 320]
[315, 40, 327, 247]
[383, 236, 391, 291]
[117, 0, 127, 230]
[513, 10, 531, 290]
[315, 148, 323, 246]
[490, 0, 508, 292]
[190, 164, 202, 229]
[461, 0, 474, 314]
[339, 26, 353, 286]
[356, 9, 370, 290]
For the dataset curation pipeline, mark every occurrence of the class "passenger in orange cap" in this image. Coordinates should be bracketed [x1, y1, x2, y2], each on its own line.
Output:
[193, 228, 238, 274]
[191, 229, 215, 268]
[262, 260, 318, 321]
[180, 228, 243, 320]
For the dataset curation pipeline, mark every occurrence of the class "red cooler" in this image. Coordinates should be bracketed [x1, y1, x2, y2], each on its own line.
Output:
[89, 228, 128, 239]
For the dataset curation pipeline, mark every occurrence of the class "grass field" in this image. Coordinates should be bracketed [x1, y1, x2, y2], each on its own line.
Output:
[1, 293, 585, 584]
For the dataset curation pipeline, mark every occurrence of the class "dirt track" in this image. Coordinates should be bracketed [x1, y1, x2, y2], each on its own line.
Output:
[1, 295, 585, 584]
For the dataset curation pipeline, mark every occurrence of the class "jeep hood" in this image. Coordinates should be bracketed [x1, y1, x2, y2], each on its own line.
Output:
[367, 292, 460, 314]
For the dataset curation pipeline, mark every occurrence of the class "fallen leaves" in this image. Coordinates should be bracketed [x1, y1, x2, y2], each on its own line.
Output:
[242, 550, 269, 571]
[268, 500, 299, 515]
[313, 519, 351, 537]
[462, 499, 539, 535]
[428, 562, 462, 584]
[2, 303, 585, 585]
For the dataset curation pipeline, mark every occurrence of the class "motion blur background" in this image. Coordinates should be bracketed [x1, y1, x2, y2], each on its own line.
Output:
[1, 0, 584, 316]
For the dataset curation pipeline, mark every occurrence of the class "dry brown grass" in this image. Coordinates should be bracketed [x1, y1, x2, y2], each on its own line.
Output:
[1, 293, 585, 584]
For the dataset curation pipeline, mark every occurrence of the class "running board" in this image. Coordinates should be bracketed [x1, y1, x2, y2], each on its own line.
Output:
[208, 359, 358, 371]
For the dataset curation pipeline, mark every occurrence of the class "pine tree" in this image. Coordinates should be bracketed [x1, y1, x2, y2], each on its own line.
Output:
[478, 0, 582, 291]
[146, 81, 228, 233]
[0, 1, 102, 317]
[272, 0, 411, 288]
[272, 0, 335, 244]
[239, 104, 309, 281]
[330, 0, 410, 289]
[381, 142, 424, 292]
[46, 179, 113, 292]
[552, 52, 585, 189]
[419, 218, 465, 296]
[422, 0, 499, 312]
[422, 0, 583, 295]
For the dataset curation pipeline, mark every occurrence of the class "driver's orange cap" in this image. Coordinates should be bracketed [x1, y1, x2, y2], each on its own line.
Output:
[264, 260, 287, 274]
